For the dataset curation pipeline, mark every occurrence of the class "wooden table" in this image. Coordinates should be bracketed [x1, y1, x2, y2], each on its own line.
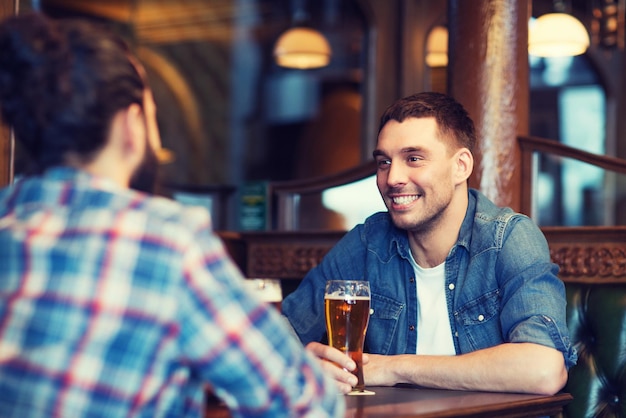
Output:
[344, 385, 573, 418]
[206, 385, 572, 417]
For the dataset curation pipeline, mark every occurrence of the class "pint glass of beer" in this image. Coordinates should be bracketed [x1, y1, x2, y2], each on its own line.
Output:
[324, 280, 370, 392]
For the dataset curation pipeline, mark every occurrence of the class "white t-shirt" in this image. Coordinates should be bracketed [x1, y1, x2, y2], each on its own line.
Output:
[408, 253, 456, 355]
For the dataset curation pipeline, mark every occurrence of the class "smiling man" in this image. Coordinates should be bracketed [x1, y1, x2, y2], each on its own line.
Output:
[282, 92, 577, 396]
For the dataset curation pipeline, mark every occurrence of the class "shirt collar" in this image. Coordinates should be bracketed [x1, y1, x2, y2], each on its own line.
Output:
[456, 189, 478, 250]
[44, 166, 123, 193]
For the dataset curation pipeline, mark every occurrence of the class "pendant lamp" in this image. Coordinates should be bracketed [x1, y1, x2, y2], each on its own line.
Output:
[529, 6, 590, 57]
[425, 25, 448, 67]
[273, 26, 331, 69]
[273, 0, 331, 69]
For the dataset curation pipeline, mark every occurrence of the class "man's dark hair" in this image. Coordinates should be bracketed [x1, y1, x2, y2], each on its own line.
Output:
[0, 12, 145, 173]
[377, 92, 476, 153]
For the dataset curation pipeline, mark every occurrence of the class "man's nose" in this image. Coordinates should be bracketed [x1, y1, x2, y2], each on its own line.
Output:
[386, 161, 408, 186]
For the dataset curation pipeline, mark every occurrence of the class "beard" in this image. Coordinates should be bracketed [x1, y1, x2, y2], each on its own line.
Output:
[389, 203, 447, 234]
[385, 188, 452, 235]
[129, 142, 159, 194]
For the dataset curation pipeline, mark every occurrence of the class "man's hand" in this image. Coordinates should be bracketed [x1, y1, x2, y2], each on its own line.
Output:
[306, 342, 362, 394]
[361, 353, 397, 386]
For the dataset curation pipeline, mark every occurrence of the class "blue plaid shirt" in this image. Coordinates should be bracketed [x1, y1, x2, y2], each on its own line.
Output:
[0, 167, 344, 418]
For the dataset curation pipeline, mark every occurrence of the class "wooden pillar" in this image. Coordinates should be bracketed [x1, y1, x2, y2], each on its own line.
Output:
[0, 0, 17, 187]
[448, 0, 529, 211]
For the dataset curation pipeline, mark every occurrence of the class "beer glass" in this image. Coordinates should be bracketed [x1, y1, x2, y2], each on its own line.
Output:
[324, 280, 371, 392]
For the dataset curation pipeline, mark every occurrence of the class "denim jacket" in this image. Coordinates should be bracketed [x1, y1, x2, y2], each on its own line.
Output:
[282, 189, 577, 368]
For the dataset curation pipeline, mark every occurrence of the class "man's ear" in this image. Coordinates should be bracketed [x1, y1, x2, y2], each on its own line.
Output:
[454, 148, 474, 184]
[120, 103, 146, 157]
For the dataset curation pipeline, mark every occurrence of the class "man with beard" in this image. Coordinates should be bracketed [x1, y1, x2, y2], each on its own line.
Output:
[282, 92, 577, 395]
[0, 12, 344, 418]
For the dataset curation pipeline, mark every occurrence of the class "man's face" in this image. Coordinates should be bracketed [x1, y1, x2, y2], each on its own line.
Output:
[130, 89, 161, 194]
[374, 117, 461, 233]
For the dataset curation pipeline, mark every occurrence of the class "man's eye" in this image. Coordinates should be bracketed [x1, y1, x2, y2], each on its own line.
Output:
[408, 156, 422, 163]
[376, 159, 391, 168]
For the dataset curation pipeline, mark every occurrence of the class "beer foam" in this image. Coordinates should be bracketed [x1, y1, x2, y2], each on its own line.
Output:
[324, 294, 370, 301]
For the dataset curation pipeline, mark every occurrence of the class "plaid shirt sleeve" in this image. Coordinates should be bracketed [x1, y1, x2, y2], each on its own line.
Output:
[176, 218, 345, 418]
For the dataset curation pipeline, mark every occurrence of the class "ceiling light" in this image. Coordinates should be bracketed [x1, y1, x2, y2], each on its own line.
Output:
[273, 27, 331, 69]
[529, 13, 590, 57]
[425, 25, 448, 67]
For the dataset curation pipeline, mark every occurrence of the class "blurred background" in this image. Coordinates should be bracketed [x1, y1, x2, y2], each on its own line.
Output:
[10, 0, 626, 230]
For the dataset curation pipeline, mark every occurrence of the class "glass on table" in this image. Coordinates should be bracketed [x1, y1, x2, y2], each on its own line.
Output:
[244, 278, 283, 312]
[324, 280, 371, 392]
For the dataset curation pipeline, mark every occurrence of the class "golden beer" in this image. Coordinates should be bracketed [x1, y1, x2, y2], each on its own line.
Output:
[324, 294, 370, 391]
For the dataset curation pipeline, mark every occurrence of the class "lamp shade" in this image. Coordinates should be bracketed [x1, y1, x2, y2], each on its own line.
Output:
[425, 25, 448, 67]
[529, 13, 590, 57]
[273, 27, 331, 69]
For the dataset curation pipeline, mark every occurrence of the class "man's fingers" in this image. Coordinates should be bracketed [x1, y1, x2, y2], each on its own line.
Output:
[306, 342, 358, 393]
[306, 342, 356, 370]
[317, 358, 358, 393]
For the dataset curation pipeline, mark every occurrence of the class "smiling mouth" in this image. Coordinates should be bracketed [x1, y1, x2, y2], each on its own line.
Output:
[391, 195, 420, 205]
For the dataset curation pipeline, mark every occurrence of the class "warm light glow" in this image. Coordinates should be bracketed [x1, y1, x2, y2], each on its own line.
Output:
[529, 13, 590, 57]
[157, 147, 174, 164]
[273, 27, 331, 69]
[425, 25, 448, 67]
